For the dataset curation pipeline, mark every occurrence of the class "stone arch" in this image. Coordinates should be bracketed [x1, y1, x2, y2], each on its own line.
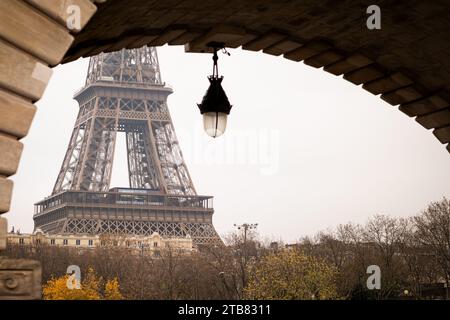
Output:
[65, 0, 450, 154]
[1, 0, 449, 220]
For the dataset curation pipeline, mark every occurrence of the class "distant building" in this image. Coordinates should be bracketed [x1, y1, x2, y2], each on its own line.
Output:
[269, 242, 279, 250]
[285, 243, 301, 250]
[7, 229, 194, 255]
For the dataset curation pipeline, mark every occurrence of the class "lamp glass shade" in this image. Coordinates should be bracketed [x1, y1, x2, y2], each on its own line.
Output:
[203, 112, 227, 138]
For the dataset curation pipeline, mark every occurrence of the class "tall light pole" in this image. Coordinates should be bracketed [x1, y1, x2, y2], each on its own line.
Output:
[233, 223, 258, 291]
[233, 223, 258, 244]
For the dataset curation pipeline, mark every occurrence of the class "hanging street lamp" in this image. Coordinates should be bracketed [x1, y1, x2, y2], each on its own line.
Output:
[197, 43, 233, 138]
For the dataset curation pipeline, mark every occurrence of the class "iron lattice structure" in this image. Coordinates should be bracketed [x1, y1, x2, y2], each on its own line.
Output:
[34, 46, 221, 245]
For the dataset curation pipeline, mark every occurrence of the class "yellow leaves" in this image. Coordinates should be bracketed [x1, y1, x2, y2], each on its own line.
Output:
[105, 278, 123, 300]
[42, 276, 74, 300]
[244, 249, 339, 300]
[81, 267, 102, 300]
[42, 274, 101, 300]
[43, 267, 123, 300]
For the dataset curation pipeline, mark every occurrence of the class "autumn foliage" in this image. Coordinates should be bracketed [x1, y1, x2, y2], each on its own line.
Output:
[43, 267, 123, 300]
[244, 249, 338, 300]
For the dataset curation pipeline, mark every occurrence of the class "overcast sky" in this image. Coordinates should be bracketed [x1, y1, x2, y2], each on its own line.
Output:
[4, 45, 450, 242]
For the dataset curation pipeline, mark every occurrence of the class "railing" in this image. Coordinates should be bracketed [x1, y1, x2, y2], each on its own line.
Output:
[73, 80, 173, 97]
[35, 189, 213, 215]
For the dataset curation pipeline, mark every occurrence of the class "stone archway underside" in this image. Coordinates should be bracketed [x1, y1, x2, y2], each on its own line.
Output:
[1, 0, 450, 227]
[65, 0, 450, 153]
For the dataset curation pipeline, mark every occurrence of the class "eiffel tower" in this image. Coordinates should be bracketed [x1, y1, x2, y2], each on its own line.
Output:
[33, 46, 221, 245]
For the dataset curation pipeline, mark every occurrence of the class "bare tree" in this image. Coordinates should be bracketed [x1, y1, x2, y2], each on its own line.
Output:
[414, 197, 450, 299]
